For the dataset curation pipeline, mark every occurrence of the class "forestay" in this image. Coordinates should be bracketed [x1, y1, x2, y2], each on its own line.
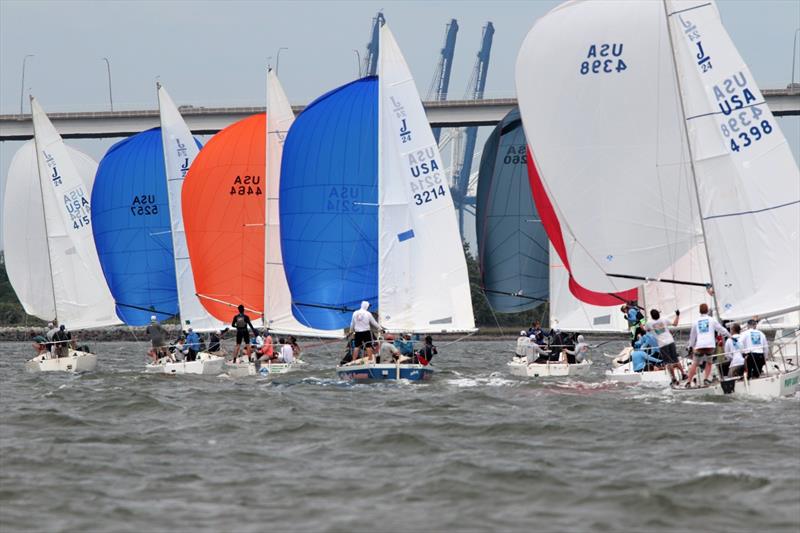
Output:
[92, 128, 178, 325]
[475, 108, 548, 313]
[378, 25, 474, 333]
[19, 98, 119, 329]
[516, 1, 699, 294]
[280, 78, 379, 330]
[265, 70, 343, 338]
[665, 0, 800, 320]
[183, 114, 266, 324]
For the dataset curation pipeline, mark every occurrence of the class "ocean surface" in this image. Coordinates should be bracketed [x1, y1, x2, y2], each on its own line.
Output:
[1, 338, 798, 533]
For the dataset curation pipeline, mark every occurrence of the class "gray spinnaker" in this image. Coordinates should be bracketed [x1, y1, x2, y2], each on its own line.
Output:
[475, 108, 548, 313]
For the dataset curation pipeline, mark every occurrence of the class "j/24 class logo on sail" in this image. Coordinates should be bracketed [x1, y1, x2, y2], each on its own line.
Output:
[580, 44, 626, 75]
[130, 194, 159, 216]
[715, 72, 772, 154]
[407, 146, 445, 206]
[229, 175, 262, 196]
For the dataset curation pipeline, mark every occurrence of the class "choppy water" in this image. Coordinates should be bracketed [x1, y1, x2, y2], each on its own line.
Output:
[1, 339, 798, 533]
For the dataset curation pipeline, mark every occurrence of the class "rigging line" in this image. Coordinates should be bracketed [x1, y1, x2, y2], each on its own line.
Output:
[482, 288, 547, 302]
[294, 301, 358, 313]
[607, 273, 710, 288]
[666, 2, 712, 17]
[116, 302, 176, 316]
[196, 294, 263, 316]
[685, 100, 767, 121]
[437, 329, 478, 349]
[703, 200, 800, 221]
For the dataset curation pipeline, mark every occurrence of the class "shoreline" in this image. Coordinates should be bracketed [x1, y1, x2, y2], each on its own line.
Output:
[0, 325, 628, 343]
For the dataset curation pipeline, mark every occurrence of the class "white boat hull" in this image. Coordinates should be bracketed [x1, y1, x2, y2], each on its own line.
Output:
[224, 359, 307, 377]
[145, 352, 225, 375]
[507, 358, 592, 378]
[605, 362, 675, 384]
[25, 350, 97, 373]
[672, 366, 800, 399]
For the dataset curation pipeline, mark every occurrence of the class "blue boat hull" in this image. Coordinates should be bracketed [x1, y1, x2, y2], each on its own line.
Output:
[336, 363, 433, 382]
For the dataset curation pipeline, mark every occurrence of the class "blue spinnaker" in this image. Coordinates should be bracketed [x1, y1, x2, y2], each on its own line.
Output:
[475, 108, 548, 313]
[280, 77, 378, 329]
[92, 128, 199, 325]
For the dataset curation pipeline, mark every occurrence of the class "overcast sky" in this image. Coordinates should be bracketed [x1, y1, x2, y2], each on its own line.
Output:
[1, 0, 799, 249]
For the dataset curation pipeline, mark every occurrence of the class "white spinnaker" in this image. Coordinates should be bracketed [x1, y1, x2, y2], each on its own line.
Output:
[516, 0, 698, 294]
[666, 0, 800, 320]
[549, 245, 628, 333]
[264, 70, 343, 338]
[378, 24, 475, 332]
[27, 98, 119, 329]
[158, 84, 225, 332]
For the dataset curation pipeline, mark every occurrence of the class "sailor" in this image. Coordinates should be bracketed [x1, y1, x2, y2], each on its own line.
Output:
[380, 333, 403, 363]
[685, 303, 730, 387]
[516, 330, 530, 357]
[31, 331, 48, 357]
[742, 319, 769, 378]
[46, 321, 58, 343]
[146, 315, 167, 364]
[289, 336, 301, 359]
[527, 321, 545, 345]
[645, 309, 684, 384]
[278, 337, 294, 364]
[415, 335, 437, 365]
[525, 335, 549, 363]
[621, 303, 646, 344]
[548, 328, 571, 362]
[394, 333, 414, 356]
[631, 341, 662, 373]
[561, 334, 590, 364]
[208, 329, 225, 353]
[231, 304, 258, 363]
[723, 323, 746, 378]
[350, 301, 382, 361]
[184, 327, 201, 362]
[51, 325, 72, 358]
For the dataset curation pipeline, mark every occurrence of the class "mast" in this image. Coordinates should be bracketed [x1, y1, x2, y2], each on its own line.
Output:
[376, 25, 384, 328]
[30, 96, 59, 324]
[661, 0, 720, 318]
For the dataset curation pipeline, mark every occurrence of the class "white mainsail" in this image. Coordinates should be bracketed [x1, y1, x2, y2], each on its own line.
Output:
[377, 24, 475, 333]
[642, 244, 710, 326]
[665, 0, 800, 320]
[7, 98, 119, 329]
[157, 84, 225, 332]
[264, 70, 344, 338]
[549, 244, 628, 333]
[515, 0, 700, 295]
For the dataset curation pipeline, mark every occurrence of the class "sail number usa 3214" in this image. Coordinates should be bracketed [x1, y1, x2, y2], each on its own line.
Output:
[407, 146, 446, 206]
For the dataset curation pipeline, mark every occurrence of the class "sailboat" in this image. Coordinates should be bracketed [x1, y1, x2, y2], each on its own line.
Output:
[225, 70, 344, 378]
[3, 97, 120, 372]
[516, 0, 800, 398]
[475, 108, 548, 314]
[149, 84, 227, 375]
[279, 24, 475, 381]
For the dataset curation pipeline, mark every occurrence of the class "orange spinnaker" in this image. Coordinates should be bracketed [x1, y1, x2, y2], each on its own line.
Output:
[183, 113, 266, 322]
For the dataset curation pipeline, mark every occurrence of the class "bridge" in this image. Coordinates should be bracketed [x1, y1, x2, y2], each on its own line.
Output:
[1, 88, 797, 141]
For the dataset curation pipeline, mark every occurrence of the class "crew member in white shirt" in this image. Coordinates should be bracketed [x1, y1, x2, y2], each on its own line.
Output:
[646, 309, 684, 384]
[685, 303, 729, 387]
[742, 319, 769, 378]
[723, 323, 746, 378]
